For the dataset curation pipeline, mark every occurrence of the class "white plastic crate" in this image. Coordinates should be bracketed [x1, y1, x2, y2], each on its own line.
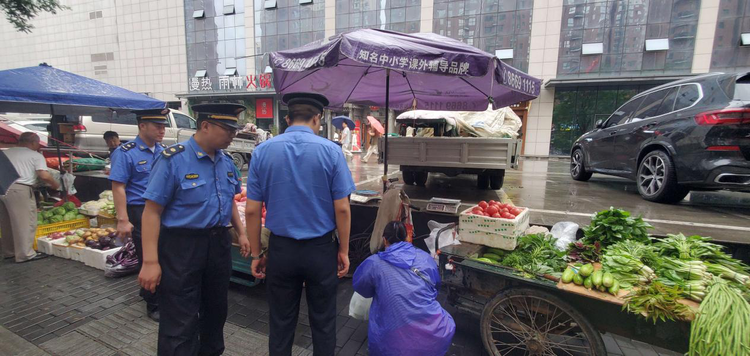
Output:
[457, 206, 530, 251]
[36, 236, 54, 255]
[50, 238, 71, 259]
[69, 245, 87, 262]
[84, 248, 119, 270]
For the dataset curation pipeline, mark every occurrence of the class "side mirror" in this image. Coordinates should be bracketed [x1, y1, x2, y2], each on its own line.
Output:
[595, 119, 603, 129]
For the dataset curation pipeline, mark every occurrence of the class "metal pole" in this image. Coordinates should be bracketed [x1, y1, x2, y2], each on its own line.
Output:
[383, 69, 390, 192]
[50, 105, 67, 199]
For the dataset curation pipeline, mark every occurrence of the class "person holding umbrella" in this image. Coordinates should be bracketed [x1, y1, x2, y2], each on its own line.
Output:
[360, 126, 380, 163]
[0, 132, 59, 262]
[138, 103, 251, 355]
[245, 92, 356, 355]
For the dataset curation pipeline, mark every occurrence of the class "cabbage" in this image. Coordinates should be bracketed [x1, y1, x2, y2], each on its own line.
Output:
[42, 210, 54, 219]
[49, 216, 63, 223]
[63, 202, 77, 211]
[63, 211, 77, 221]
[52, 207, 66, 216]
[76, 214, 85, 220]
[37, 213, 44, 221]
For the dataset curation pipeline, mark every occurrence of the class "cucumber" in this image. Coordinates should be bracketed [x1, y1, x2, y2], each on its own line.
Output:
[591, 270, 604, 287]
[602, 272, 614, 288]
[573, 273, 584, 286]
[583, 276, 593, 289]
[482, 253, 502, 261]
[561, 267, 575, 283]
[608, 280, 620, 296]
[580, 263, 594, 277]
[474, 258, 495, 264]
[486, 248, 506, 256]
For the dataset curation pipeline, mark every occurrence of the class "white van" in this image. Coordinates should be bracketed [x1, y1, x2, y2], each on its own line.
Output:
[72, 109, 255, 168]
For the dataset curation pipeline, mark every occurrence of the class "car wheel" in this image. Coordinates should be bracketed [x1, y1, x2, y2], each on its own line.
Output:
[414, 172, 428, 187]
[637, 150, 689, 203]
[570, 148, 593, 181]
[231, 152, 245, 170]
[489, 171, 505, 190]
[477, 173, 490, 189]
[402, 170, 415, 185]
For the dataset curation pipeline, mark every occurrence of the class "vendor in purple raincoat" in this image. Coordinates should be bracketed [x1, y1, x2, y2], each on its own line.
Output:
[352, 221, 456, 356]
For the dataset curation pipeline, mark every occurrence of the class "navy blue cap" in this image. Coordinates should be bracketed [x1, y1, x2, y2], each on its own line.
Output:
[133, 108, 170, 125]
[282, 92, 329, 113]
[192, 103, 246, 129]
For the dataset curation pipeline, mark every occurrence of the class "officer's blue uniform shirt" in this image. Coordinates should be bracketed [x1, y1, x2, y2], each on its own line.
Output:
[143, 136, 241, 229]
[109, 136, 165, 205]
[246, 125, 356, 239]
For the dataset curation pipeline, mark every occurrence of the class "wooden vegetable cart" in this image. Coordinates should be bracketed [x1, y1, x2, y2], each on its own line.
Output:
[439, 242, 692, 356]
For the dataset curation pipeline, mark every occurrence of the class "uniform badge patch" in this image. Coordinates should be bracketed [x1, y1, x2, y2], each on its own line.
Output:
[185, 173, 199, 179]
[227, 172, 234, 178]
[138, 160, 147, 165]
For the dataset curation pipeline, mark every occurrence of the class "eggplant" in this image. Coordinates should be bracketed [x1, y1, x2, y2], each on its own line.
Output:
[85, 239, 96, 248]
[99, 236, 112, 247]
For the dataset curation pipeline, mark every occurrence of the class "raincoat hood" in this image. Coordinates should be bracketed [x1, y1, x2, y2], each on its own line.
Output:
[378, 242, 416, 269]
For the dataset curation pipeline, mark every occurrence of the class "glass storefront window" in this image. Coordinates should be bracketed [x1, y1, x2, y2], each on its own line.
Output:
[711, 0, 750, 72]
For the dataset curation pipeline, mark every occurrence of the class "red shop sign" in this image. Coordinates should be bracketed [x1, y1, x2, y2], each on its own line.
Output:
[256, 98, 274, 119]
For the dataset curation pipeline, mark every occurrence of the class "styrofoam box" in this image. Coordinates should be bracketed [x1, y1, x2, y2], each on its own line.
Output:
[84, 248, 119, 270]
[457, 206, 530, 251]
[36, 237, 54, 254]
[69, 246, 87, 262]
[50, 238, 71, 259]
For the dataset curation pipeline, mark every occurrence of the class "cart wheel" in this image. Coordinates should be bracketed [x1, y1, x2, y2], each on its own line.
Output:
[414, 172, 428, 187]
[403, 170, 415, 185]
[481, 288, 606, 356]
[477, 173, 490, 189]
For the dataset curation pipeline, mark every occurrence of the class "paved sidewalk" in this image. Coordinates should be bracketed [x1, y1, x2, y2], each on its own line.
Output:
[0, 256, 680, 356]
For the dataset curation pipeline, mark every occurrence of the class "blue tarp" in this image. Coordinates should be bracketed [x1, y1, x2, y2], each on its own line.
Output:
[0, 64, 165, 115]
[353, 242, 456, 356]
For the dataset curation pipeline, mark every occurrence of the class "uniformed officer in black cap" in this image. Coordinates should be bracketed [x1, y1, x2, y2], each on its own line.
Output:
[245, 92, 356, 355]
[139, 103, 251, 356]
[109, 108, 169, 322]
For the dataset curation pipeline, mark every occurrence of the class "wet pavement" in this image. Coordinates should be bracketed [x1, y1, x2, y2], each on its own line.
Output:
[344, 155, 750, 244]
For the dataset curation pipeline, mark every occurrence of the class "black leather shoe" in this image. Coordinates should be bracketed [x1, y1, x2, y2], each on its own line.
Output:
[147, 309, 160, 322]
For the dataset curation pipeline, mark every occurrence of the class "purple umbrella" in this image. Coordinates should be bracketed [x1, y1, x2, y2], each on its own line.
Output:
[269, 29, 541, 188]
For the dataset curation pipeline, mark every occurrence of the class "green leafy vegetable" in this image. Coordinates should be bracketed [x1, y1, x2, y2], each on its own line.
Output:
[492, 233, 567, 279]
[623, 281, 694, 324]
[583, 207, 652, 247]
[601, 240, 656, 288]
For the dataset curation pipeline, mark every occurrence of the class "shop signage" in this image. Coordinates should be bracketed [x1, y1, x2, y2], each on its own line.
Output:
[256, 98, 273, 118]
[189, 73, 274, 92]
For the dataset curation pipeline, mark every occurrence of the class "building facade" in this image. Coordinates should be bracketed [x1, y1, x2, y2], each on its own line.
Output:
[0, 0, 745, 157]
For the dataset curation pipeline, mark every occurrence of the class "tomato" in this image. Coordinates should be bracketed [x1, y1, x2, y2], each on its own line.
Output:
[509, 208, 520, 215]
[499, 207, 508, 214]
[489, 200, 497, 206]
[485, 206, 499, 215]
[478, 201, 489, 209]
[501, 212, 514, 219]
[234, 194, 241, 200]
[491, 213, 501, 218]
[472, 208, 483, 215]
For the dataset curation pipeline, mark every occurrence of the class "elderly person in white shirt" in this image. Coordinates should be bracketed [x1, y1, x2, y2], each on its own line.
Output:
[1, 132, 60, 262]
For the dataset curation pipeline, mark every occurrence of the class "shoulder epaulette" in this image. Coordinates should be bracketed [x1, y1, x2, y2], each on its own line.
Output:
[159, 143, 167, 148]
[119, 142, 136, 152]
[161, 144, 185, 158]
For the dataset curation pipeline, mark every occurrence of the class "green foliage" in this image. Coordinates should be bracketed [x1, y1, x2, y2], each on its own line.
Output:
[1, 0, 69, 33]
[583, 207, 652, 247]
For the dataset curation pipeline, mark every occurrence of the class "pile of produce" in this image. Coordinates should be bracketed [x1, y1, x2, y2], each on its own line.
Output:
[49, 228, 119, 250]
[623, 281, 695, 323]
[81, 190, 116, 217]
[561, 263, 622, 296]
[474, 233, 566, 278]
[38, 202, 85, 225]
[688, 278, 750, 356]
[467, 200, 524, 220]
[104, 241, 139, 278]
[235, 188, 266, 226]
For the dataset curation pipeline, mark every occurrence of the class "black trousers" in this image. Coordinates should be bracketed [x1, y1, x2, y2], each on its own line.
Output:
[267, 231, 338, 356]
[126, 204, 158, 311]
[157, 227, 232, 356]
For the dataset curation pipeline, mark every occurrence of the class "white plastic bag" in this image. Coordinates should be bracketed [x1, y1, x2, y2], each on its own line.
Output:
[348, 292, 372, 321]
[551, 222, 579, 251]
[424, 220, 461, 259]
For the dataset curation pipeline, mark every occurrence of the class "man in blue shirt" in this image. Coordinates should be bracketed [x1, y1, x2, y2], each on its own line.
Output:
[109, 108, 168, 321]
[245, 92, 356, 356]
[138, 103, 251, 356]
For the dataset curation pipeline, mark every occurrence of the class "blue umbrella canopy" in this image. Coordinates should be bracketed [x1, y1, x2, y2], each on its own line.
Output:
[332, 115, 355, 130]
[0, 64, 165, 115]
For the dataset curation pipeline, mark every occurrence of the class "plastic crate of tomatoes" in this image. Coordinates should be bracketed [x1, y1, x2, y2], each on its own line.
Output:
[458, 200, 530, 251]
